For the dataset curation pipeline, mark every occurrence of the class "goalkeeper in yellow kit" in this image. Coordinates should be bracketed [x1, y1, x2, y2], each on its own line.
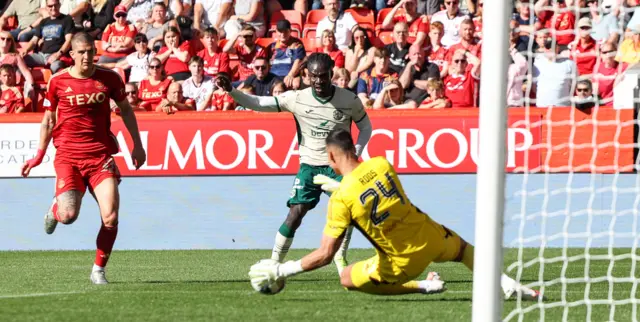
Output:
[249, 128, 541, 299]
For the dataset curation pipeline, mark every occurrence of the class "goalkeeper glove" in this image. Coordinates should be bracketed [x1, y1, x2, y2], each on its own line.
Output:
[313, 174, 341, 192]
[249, 259, 280, 290]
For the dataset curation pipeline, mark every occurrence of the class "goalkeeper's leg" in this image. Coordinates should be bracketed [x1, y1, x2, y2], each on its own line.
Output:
[339, 257, 445, 295]
[333, 225, 353, 276]
[437, 228, 541, 301]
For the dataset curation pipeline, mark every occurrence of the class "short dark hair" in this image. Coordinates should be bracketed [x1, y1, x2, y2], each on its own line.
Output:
[203, 27, 218, 37]
[134, 33, 148, 43]
[71, 32, 95, 48]
[326, 128, 355, 155]
[188, 56, 204, 66]
[306, 52, 334, 71]
[0, 63, 15, 75]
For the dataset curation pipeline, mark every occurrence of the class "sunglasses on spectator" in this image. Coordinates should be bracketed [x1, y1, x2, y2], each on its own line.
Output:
[240, 34, 255, 38]
[149, 65, 161, 69]
[580, 27, 591, 30]
[126, 91, 137, 95]
[445, 1, 458, 5]
[135, 40, 147, 44]
[453, 59, 467, 63]
[0, 37, 9, 41]
[115, 13, 126, 18]
[577, 88, 590, 92]
[601, 50, 614, 54]
[254, 65, 267, 70]
[47, 4, 59, 8]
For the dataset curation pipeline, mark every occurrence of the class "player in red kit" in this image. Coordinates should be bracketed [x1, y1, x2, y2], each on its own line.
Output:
[21, 32, 146, 285]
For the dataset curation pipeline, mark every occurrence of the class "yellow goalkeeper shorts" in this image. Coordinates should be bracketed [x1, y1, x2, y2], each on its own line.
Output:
[350, 218, 464, 288]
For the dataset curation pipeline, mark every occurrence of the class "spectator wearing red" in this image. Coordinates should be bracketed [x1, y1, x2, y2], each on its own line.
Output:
[98, 5, 137, 64]
[157, 82, 195, 114]
[534, 0, 576, 49]
[138, 58, 173, 111]
[316, 30, 345, 71]
[570, 17, 597, 77]
[444, 49, 481, 107]
[430, 0, 468, 47]
[223, 25, 267, 86]
[386, 22, 412, 75]
[472, 0, 483, 39]
[157, 26, 194, 81]
[593, 42, 623, 106]
[0, 64, 24, 113]
[0, 31, 35, 109]
[400, 45, 440, 107]
[197, 27, 230, 77]
[426, 21, 449, 78]
[446, 19, 481, 63]
[420, 79, 452, 108]
[381, 0, 430, 48]
[210, 74, 235, 111]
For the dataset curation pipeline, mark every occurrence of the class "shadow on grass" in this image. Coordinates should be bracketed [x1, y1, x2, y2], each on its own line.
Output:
[377, 297, 473, 302]
[113, 279, 249, 284]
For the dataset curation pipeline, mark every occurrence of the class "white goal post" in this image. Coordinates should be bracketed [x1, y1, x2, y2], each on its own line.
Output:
[472, 0, 513, 320]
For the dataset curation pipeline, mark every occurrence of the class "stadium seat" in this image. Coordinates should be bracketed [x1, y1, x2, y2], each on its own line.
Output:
[256, 37, 274, 48]
[346, 8, 375, 31]
[4, 15, 18, 31]
[229, 60, 240, 81]
[114, 67, 126, 83]
[305, 29, 316, 40]
[95, 40, 105, 59]
[303, 9, 327, 39]
[31, 68, 51, 85]
[375, 7, 404, 35]
[269, 10, 303, 38]
[377, 31, 393, 45]
[301, 38, 316, 54]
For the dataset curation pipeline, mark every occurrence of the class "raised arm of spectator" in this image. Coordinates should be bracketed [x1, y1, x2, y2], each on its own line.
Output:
[223, 32, 241, 53]
[466, 0, 476, 15]
[22, 34, 40, 54]
[381, 0, 404, 30]
[510, 47, 527, 77]
[399, 60, 415, 89]
[465, 50, 481, 77]
[372, 87, 388, 109]
[172, 44, 190, 62]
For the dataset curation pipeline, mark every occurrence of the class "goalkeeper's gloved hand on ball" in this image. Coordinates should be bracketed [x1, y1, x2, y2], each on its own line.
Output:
[313, 174, 341, 192]
[249, 259, 280, 289]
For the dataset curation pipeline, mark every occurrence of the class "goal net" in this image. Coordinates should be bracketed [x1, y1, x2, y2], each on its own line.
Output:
[497, 1, 639, 321]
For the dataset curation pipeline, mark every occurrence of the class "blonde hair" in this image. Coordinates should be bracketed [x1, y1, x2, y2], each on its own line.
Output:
[0, 32, 17, 54]
[384, 79, 404, 105]
[332, 68, 349, 82]
[426, 79, 444, 91]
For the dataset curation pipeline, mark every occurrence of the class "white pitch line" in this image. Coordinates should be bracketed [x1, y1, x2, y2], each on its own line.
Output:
[0, 291, 88, 299]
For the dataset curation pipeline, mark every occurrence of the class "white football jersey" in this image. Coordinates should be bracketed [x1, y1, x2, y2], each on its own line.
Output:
[182, 76, 215, 110]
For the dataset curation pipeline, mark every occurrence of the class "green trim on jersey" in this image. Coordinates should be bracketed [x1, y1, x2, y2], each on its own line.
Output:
[311, 87, 335, 104]
[293, 115, 303, 147]
[274, 96, 281, 112]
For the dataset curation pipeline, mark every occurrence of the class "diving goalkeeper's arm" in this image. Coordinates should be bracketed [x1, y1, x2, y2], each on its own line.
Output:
[215, 74, 281, 113]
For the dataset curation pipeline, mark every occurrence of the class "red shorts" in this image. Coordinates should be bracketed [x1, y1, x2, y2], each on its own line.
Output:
[54, 155, 121, 196]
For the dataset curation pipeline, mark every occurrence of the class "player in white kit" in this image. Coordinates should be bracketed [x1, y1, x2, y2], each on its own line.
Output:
[215, 53, 372, 274]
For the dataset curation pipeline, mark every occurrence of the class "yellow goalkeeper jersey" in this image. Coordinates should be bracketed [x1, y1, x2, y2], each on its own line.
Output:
[324, 157, 435, 258]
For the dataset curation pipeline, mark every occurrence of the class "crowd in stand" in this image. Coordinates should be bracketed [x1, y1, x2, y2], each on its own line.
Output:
[0, 0, 636, 113]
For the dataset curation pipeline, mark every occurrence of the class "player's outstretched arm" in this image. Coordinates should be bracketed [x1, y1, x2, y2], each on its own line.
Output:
[214, 75, 283, 113]
[21, 110, 56, 177]
[116, 100, 147, 169]
[354, 115, 372, 157]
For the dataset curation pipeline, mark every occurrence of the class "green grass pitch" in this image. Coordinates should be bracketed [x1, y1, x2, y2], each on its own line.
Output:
[1, 248, 638, 321]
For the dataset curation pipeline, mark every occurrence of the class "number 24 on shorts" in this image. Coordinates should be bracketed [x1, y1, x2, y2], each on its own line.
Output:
[359, 173, 405, 225]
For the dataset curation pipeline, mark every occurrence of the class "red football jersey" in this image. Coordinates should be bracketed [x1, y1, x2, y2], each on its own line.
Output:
[234, 44, 267, 81]
[571, 39, 597, 76]
[197, 48, 231, 77]
[315, 47, 345, 68]
[444, 69, 479, 107]
[138, 78, 172, 111]
[0, 86, 24, 113]
[45, 67, 126, 158]
[446, 41, 482, 62]
[393, 14, 429, 45]
[427, 45, 448, 72]
[101, 23, 137, 58]
[593, 62, 620, 105]
[159, 41, 194, 75]
[210, 91, 234, 111]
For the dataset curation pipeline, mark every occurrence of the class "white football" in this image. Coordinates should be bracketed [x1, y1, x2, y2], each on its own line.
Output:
[253, 277, 286, 295]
